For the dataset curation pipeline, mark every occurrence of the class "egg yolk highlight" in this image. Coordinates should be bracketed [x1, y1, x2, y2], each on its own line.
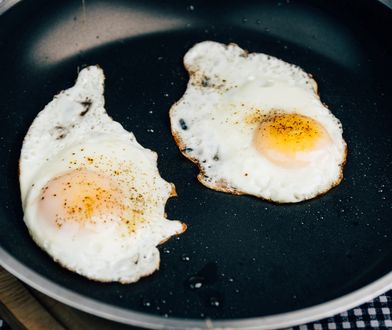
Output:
[253, 113, 332, 168]
[39, 169, 128, 229]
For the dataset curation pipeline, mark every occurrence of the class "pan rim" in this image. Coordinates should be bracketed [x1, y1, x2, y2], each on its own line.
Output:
[1, 1, 392, 329]
[1, 247, 392, 329]
[0, 0, 20, 15]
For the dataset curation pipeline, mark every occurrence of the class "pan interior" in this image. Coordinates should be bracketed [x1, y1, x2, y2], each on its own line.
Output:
[0, 0, 391, 320]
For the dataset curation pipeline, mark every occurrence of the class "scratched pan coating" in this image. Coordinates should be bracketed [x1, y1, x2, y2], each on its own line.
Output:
[0, 0, 391, 329]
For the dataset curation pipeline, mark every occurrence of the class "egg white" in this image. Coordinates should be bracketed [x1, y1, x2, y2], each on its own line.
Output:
[170, 41, 347, 203]
[20, 66, 186, 283]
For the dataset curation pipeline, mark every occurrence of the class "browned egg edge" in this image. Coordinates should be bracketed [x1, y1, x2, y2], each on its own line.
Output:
[18, 66, 187, 284]
[24, 218, 186, 284]
[20, 170, 186, 284]
[169, 42, 347, 204]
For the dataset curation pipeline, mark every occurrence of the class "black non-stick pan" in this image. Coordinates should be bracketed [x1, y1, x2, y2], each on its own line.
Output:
[0, 0, 391, 329]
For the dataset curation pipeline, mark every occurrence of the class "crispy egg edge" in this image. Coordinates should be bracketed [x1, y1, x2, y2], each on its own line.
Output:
[169, 42, 347, 204]
[19, 65, 187, 283]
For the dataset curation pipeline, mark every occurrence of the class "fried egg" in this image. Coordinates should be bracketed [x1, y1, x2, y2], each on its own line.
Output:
[170, 41, 347, 203]
[20, 66, 186, 283]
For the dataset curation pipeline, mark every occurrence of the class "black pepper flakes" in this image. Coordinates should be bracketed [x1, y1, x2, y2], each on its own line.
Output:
[179, 118, 188, 130]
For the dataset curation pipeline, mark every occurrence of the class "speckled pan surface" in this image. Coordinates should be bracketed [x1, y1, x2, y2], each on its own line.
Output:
[0, 0, 391, 329]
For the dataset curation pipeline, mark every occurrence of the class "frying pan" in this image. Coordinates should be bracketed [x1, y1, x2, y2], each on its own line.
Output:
[0, 0, 391, 329]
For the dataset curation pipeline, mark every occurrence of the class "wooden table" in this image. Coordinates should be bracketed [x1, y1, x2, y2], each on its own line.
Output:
[0, 267, 139, 330]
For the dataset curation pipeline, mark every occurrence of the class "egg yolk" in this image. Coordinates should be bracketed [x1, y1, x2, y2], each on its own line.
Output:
[253, 113, 332, 168]
[38, 169, 127, 229]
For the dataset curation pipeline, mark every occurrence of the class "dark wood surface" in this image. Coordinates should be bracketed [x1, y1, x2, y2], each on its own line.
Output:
[0, 267, 138, 330]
